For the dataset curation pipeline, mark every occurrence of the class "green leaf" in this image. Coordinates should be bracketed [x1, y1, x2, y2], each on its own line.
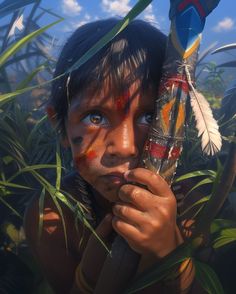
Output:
[212, 43, 236, 54]
[0, 18, 63, 69]
[0, 0, 37, 17]
[0, 180, 32, 190]
[0, 0, 152, 105]
[55, 142, 61, 191]
[210, 219, 236, 234]
[38, 187, 45, 242]
[179, 195, 210, 217]
[2, 155, 14, 165]
[194, 261, 224, 294]
[212, 228, 236, 249]
[0, 195, 22, 218]
[26, 115, 47, 146]
[217, 61, 236, 68]
[174, 170, 216, 183]
[0, 84, 41, 106]
[182, 178, 213, 200]
[8, 164, 59, 182]
[213, 236, 236, 249]
[125, 242, 193, 293]
[16, 63, 47, 90]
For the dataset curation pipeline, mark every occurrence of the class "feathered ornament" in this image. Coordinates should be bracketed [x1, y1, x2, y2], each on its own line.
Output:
[185, 65, 222, 155]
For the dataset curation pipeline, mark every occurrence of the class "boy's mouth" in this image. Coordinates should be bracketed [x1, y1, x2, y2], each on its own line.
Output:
[101, 172, 127, 186]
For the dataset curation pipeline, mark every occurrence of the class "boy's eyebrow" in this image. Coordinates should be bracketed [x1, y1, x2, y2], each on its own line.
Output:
[68, 96, 112, 114]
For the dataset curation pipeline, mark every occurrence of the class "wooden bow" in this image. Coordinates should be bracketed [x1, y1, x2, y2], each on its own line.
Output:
[94, 1, 222, 293]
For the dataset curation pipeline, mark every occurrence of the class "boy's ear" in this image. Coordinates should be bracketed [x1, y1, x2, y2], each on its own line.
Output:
[46, 105, 70, 148]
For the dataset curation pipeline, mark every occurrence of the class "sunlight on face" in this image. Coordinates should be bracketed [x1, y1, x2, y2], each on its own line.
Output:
[65, 81, 155, 203]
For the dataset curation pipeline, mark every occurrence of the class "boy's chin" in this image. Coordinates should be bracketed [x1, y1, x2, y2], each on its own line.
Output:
[96, 184, 121, 203]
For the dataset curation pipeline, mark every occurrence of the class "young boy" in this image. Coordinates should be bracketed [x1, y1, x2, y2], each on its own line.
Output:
[24, 18, 196, 293]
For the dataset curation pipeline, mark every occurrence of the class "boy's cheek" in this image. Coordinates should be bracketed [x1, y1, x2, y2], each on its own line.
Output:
[74, 150, 98, 169]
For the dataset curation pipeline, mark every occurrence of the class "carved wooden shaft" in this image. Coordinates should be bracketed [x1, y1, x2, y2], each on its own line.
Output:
[94, 1, 221, 293]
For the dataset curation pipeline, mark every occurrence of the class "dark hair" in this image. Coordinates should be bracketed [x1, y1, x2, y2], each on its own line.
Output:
[50, 18, 167, 135]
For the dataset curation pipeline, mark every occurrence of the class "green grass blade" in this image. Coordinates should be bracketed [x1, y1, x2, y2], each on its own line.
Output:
[0, 0, 37, 17]
[0, 84, 41, 105]
[38, 187, 45, 242]
[26, 115, 47, 146]
[179, 195, 210, 217]
[174, 170, 216, 183]
[125, 242, 193, 293]
[194, 261, 224, 294]
[182, 178, 214, 201]
[8, 164, 59, 182]
[0, 195, 22, 218]
[0, 180, 32, 190]
[211, 219, 236, 234]
[50, 192, 69, 251]
[0, 0, 151, 105]
[67, 0, 153, 73]
[0, 18, 63, 69]
[72, 199, 110, 254]
[16, 63, 47, 90]
[55, 142, 61, 191]
[213, 236, 236, 249]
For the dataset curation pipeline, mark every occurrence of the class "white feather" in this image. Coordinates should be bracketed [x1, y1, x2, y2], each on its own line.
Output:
[185, 66, 222, 156]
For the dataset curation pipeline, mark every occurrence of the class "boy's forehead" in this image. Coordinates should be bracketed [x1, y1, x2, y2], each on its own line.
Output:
[69, 85, 155, 111]
[69, 80, 156, 109]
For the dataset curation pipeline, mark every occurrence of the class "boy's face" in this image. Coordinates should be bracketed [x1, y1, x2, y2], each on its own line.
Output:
[66, 81, 155, 203]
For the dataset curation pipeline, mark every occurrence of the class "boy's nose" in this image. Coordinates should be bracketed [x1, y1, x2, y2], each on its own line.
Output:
[106, 122, 139, 158]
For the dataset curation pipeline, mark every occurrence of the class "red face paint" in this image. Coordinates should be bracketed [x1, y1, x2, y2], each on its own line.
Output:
[115, 90, 130, 118]
[74, 150, 97, 168]
[86, 150, 97, 160]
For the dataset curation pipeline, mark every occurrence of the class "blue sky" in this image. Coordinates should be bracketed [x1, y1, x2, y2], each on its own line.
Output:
[40, 0, 236, 52]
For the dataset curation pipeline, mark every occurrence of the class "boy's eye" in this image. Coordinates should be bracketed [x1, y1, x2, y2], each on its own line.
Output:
[81, 112, 108, 126]
[138, 112, 153, 125]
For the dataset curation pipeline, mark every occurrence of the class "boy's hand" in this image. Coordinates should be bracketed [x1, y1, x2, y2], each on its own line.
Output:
[112, 168, 183, 258]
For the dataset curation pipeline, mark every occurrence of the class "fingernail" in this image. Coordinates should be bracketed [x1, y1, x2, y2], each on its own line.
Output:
[124, 170, 130, 179]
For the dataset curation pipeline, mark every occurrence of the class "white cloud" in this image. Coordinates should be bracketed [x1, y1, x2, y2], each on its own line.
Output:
[213, 17, 235, 32]
[63, 14, 92, 32]
[62, 0, 82, 16]
[101, 0, 131, 16]
[143, 4, 159, 27]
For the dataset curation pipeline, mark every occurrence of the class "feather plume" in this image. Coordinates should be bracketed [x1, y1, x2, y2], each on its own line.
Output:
[185, 66, 222, 156]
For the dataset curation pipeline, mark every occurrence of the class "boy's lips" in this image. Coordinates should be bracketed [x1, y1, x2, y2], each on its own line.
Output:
[102, 172, 127, 185]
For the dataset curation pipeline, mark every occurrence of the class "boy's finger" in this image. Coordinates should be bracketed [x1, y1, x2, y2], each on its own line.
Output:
[112, 215, 140, 243]
[118, 184, 154, 211]
[112, 202, 144, 226]
[124, 168, 172, 198]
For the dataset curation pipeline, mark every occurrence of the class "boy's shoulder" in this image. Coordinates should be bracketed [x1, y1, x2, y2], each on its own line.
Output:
[23, 172, 91, 258]
[23, 172, 92, 292]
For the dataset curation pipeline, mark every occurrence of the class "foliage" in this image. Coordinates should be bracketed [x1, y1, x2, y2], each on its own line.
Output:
[0, 0, 235, 293]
